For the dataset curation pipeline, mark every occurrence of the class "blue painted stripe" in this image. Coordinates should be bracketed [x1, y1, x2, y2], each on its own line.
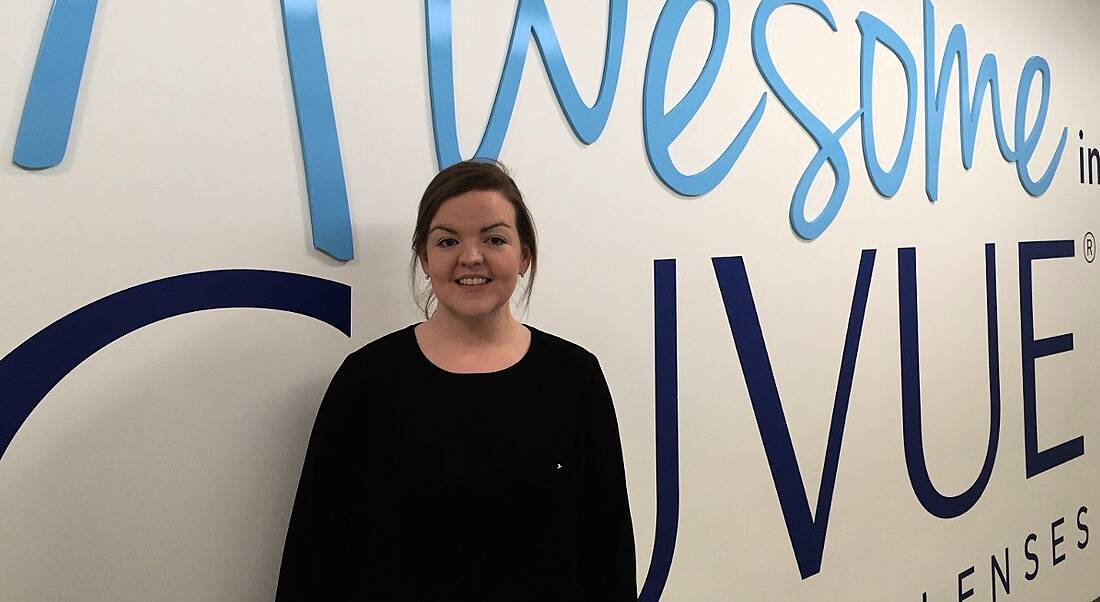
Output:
[280, 0, 354, 261]
[14, 0, 99, 169]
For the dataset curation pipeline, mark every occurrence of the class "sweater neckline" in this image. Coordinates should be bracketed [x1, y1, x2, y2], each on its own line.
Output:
[407, 323, 537, 376]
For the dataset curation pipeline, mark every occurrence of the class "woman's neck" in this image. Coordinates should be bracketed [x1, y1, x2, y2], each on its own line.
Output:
[415, 307, 531, 373]
[420, 306, 522, 348]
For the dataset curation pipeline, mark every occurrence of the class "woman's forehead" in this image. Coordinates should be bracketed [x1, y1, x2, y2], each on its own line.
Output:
[431, 190, 516, 228]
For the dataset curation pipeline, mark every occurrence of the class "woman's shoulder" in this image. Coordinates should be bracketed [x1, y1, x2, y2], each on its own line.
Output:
[342, 323, 419, 367]
[527, 325, 600, 369]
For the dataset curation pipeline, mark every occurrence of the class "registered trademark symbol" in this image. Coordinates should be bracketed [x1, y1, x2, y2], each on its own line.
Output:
[1086, 232, 1096, 264]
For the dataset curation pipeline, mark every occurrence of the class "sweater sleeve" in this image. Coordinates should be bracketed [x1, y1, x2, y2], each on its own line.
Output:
[580, 356, 638, 601]
[275, 357, 357, 601]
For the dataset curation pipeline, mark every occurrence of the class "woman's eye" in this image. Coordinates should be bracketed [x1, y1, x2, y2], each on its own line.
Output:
[486, 236, 506, 246]
[437, 238, 457, 248]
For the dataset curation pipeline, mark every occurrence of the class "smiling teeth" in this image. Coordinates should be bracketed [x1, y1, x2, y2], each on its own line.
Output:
[458, 277, 488, 285]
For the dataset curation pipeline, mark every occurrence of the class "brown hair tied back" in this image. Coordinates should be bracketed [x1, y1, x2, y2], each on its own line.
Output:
[409, 159, 538, 318]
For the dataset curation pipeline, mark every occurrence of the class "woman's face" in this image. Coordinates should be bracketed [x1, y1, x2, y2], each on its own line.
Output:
[422, 190, 531, 322]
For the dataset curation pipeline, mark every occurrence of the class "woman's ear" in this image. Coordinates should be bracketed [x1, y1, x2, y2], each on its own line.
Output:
[419, 254, 430, 279]
[520, 247, 532, 276]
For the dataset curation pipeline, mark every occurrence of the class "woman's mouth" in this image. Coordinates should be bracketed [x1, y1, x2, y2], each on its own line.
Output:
[456, 276, 491, 286]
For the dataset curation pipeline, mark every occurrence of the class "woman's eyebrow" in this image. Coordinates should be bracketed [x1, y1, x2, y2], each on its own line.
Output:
[430, 222, 512, 234]
[480, 222, 512, 233]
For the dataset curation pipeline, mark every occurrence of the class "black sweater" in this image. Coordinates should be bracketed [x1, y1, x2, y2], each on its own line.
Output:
[275, 325, 637, 601]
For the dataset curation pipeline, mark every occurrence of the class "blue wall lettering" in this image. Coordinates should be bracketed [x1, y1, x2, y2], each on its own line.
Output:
[712, 249, 876, 578]
[638, 259, 681, 602]
[280, 0, 355, 261]
[0, 270, 351, 460]
[425, 0, 627, 168]
[922, 0, 1016, 201]
[13, 0, 99, 169]
[13, 1, 1071, 250]
[642, 0, 767, 197]
[752, 0, 863, 240]
[856, 11, 917, 197]
[14, 1, 354, 260]
[1014, 58, 1068, 196]
[898, 244, 1001, 519]
[1018, 240, 1083, 478]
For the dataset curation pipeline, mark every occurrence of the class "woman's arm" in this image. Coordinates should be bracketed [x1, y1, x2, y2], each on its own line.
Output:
[580, 356, 638, 601]
[275, 358, 357, 600]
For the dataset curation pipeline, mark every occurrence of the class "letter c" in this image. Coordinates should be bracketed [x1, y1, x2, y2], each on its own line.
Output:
[0, 270, 352, 460]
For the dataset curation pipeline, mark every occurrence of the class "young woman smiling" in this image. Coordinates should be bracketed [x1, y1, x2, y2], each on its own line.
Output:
[276, 160, 637, 601]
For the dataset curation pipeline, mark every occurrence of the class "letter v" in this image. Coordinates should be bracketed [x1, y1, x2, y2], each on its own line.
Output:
[712, 249, 875, 579]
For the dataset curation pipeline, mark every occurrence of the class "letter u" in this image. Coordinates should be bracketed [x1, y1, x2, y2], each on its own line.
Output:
[898, 244, 1001, 518]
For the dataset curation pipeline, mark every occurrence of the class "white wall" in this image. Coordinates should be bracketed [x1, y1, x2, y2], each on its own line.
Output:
[0, 0, 1097, 599]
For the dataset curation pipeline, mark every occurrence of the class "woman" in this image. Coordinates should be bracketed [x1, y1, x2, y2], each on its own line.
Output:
[275, 160, 637, 600]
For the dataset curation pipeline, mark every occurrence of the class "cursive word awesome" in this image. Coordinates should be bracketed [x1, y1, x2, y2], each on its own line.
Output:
[14, 0, 1068, 258]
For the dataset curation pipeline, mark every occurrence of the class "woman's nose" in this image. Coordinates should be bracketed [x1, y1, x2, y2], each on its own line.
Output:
[459, 245, 483, 265]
